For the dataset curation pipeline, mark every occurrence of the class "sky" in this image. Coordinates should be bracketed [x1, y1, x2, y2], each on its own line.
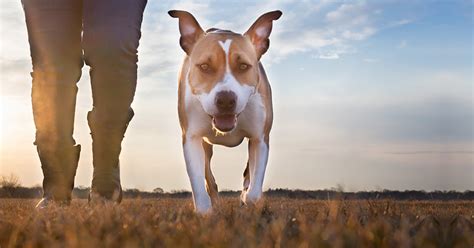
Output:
[0, 0, 472, 192]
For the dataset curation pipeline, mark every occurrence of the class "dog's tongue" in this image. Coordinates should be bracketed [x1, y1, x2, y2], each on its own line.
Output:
[213, 114, 236, 132]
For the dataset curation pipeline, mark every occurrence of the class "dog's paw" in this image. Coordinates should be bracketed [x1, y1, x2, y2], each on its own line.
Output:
[241, 190, 262, 206]
[194, 198, 213, 214]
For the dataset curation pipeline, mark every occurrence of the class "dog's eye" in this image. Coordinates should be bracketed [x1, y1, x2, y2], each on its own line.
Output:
[199, 63, 210, 71]
[239, 63, 250, 71]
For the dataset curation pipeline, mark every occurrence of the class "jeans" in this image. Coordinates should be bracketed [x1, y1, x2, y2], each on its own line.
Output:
[22, 0, 147, 201]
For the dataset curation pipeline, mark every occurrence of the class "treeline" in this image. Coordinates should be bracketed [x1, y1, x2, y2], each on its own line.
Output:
[0, 186, 473, 200]
[265, 188, 474, 201]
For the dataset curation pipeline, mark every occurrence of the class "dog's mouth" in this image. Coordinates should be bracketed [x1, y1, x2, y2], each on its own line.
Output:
[212, 114, 237, 133]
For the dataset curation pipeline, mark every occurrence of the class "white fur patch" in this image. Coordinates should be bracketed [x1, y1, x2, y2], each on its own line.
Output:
[242, 137, 269, 204]
[218, 39, 232, 57]
[218, 39, 233, 72]
[196, 73, 254, 117]
[183, 136, 212, 213]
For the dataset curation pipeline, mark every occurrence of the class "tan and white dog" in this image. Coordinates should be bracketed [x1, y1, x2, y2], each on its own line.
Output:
[169, 10, 282, 213]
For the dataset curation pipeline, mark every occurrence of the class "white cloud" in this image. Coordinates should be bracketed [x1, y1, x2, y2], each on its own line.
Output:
[341, 27, 376, 41]
[389, 19, 414, 27]
[139, 1, 384, 64]
[326, 2, 368, 23]
[318, 53, 339, 60]
[261, 1, 380, 61]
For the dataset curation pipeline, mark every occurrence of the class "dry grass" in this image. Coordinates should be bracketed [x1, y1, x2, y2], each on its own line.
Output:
[0, 197, 473, 247]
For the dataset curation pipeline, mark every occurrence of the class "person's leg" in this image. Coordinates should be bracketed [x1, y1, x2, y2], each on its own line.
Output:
[21, 0, 83, 206]
[82, 0, 147, 201]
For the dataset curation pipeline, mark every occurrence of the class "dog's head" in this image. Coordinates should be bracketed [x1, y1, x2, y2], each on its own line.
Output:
[169, 10, 282, 133]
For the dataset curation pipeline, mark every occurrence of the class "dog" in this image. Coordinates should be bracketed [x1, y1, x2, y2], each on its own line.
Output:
[169, 10, 282, 213]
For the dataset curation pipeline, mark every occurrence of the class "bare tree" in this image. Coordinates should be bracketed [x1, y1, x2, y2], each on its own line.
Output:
[0, 174, 21, 188]
[153, 187, 164, 194]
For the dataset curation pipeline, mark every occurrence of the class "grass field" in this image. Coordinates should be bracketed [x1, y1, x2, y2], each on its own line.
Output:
[0, 197, 473, 247]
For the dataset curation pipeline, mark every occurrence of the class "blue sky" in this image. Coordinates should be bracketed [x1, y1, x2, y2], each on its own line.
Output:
[1, 0, 472, 191]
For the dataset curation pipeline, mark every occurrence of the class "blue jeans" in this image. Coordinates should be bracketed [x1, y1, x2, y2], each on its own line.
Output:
[22, 0, 147, 201]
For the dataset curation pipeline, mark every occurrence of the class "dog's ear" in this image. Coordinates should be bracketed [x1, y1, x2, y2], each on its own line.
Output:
[168, 10, 204, 55]
[244, 10, 282, 60]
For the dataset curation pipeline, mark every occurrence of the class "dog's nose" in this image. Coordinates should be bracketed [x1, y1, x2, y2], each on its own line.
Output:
[215, 91, 237, 113]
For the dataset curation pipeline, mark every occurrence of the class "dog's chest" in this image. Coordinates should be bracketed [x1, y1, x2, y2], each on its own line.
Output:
[203, 132, 245, 147]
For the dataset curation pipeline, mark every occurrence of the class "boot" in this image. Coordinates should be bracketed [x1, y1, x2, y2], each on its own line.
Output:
[88, 109, 134, 203]
[31, 81, 81, 209]
[36, 144, 81, 208]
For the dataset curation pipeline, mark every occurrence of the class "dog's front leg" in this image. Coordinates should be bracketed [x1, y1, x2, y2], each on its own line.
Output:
[241, 137, 269, 205]
[183, 135, 212, 213]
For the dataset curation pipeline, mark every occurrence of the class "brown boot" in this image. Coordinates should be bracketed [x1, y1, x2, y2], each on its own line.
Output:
[87, 109, 134, 203]
[35, 144, 81, 209]
[31, 82, 81, 209]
